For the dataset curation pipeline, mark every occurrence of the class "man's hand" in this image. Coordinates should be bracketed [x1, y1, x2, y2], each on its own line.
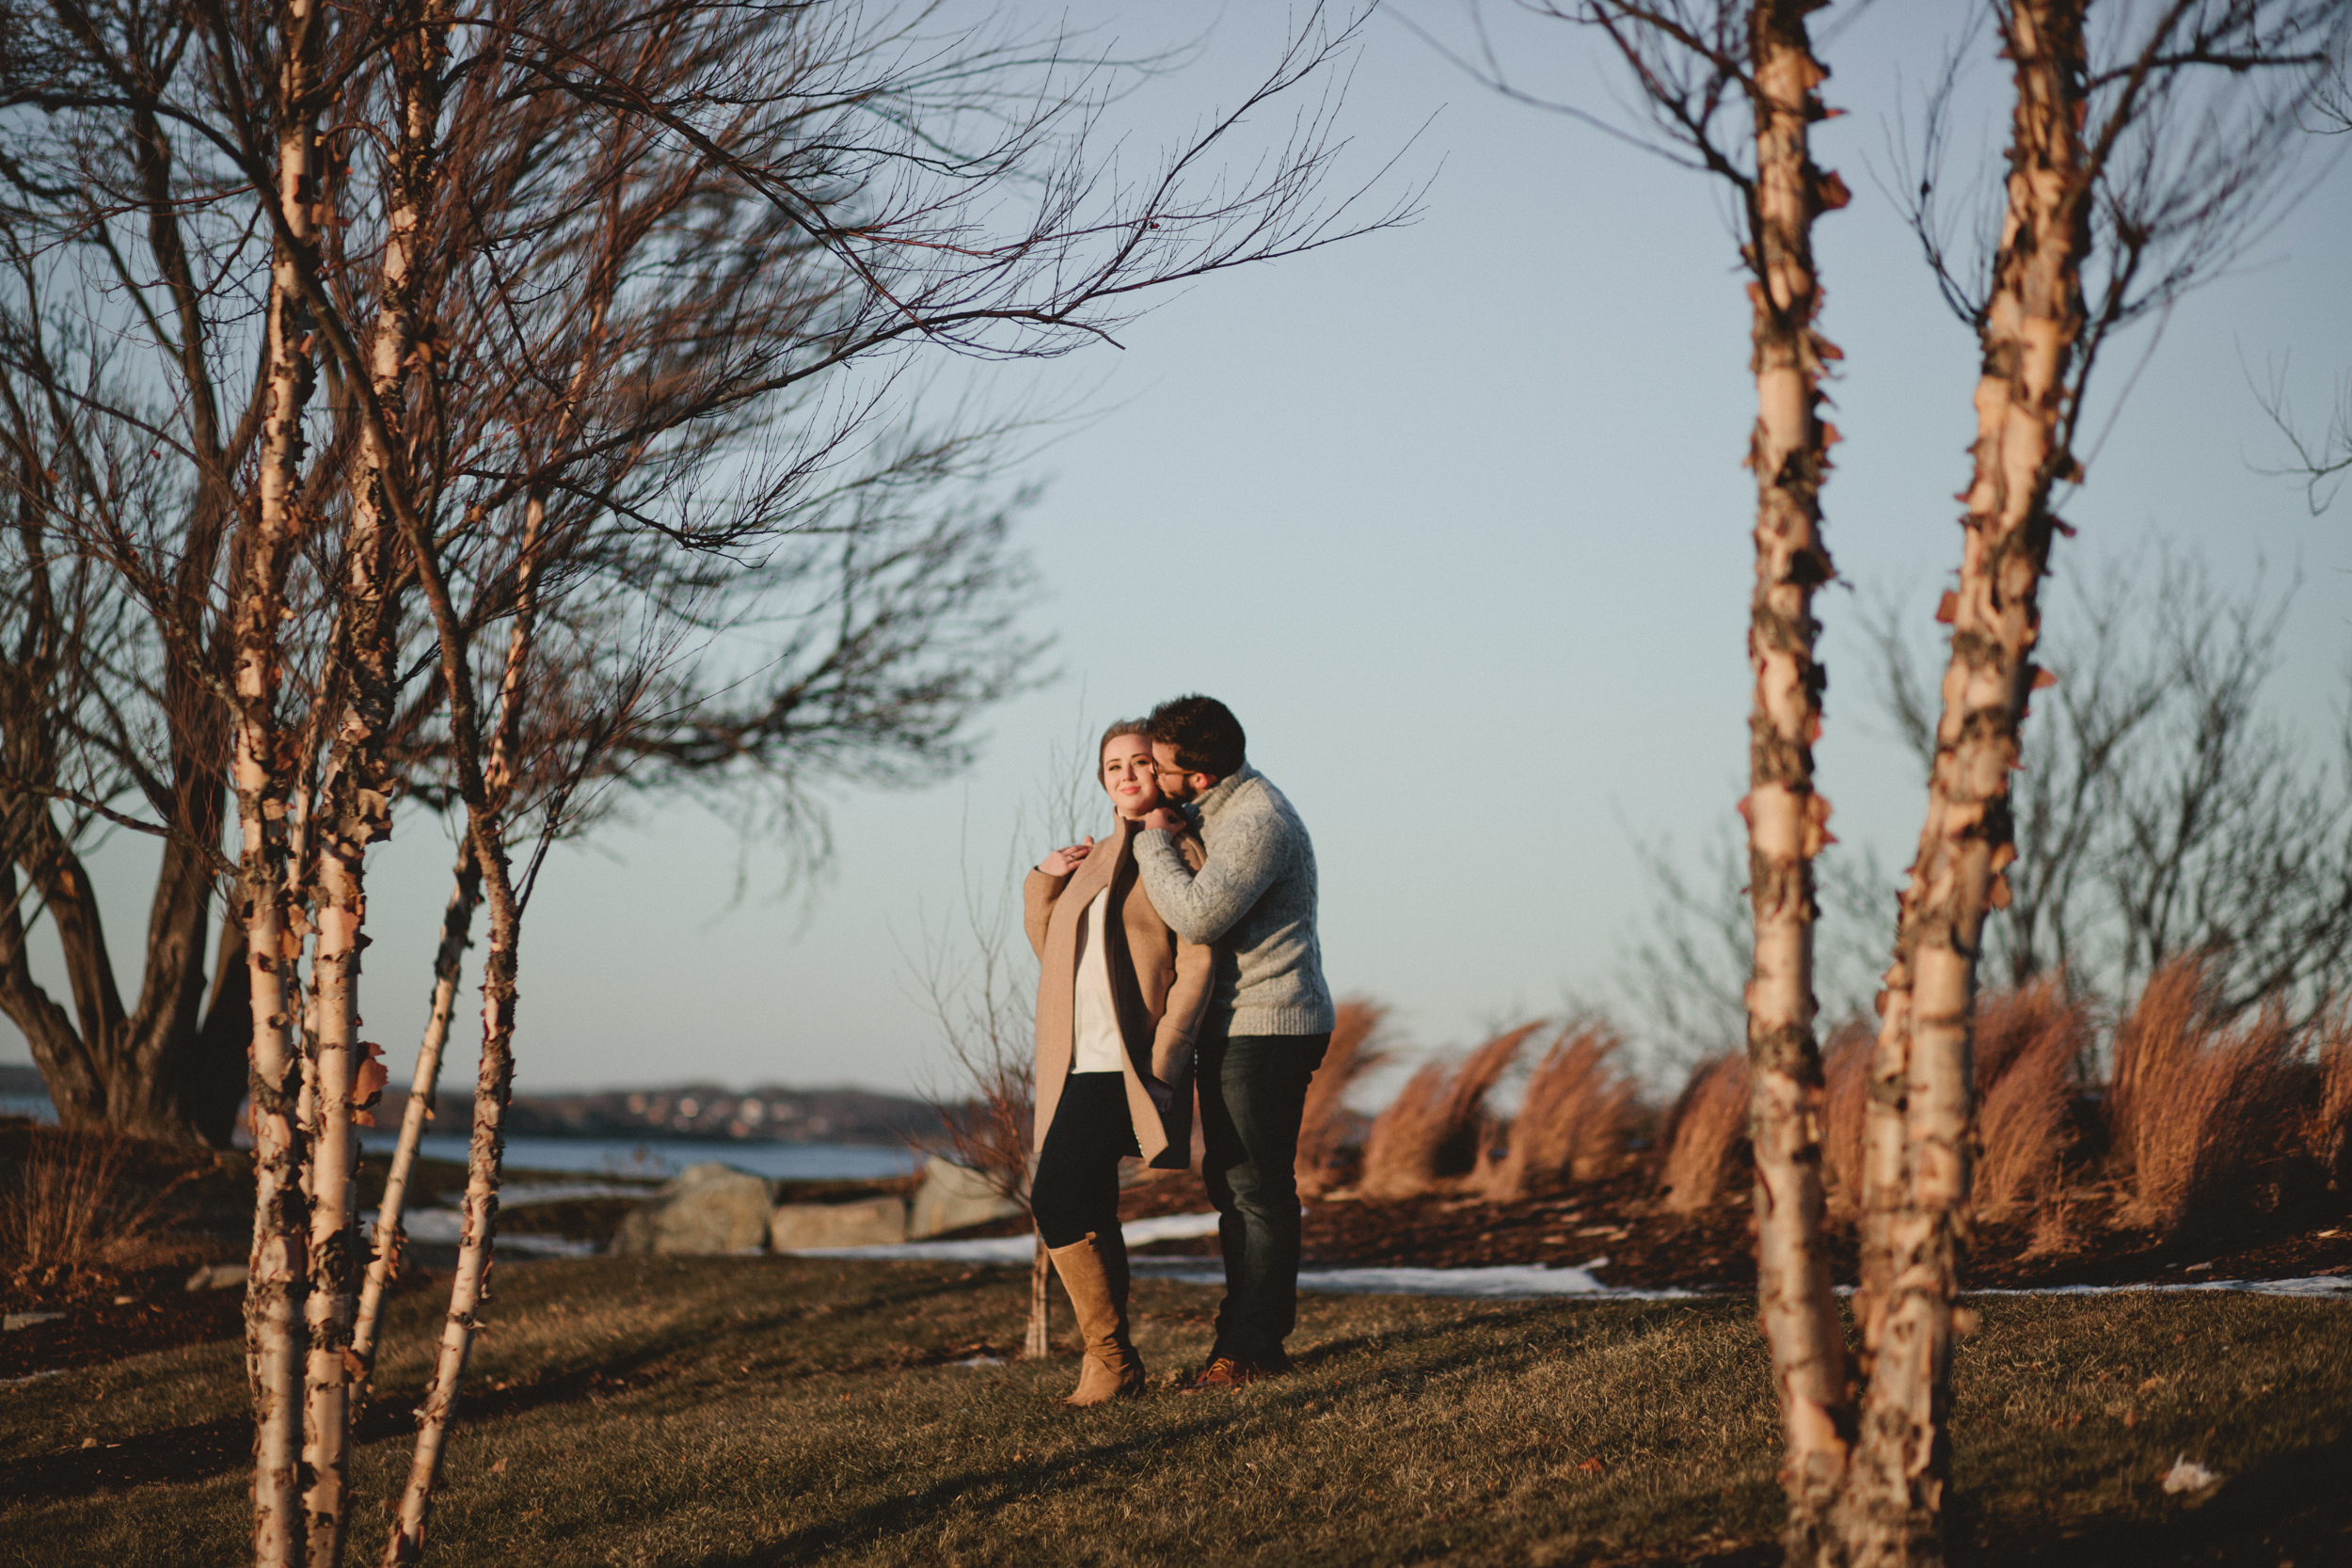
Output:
[1036, 836, 1094, 878]
[1144, 1077, 1175, 1115]
[1139, 807, 1184, 833]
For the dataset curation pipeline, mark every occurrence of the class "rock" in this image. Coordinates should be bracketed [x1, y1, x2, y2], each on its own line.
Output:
[610, 1162, 776, 1255]
[184, 1263, 248, 1292]
[769, 1196, 908, 1250]
[907, 1157, 1023, 1240]
[5, 1311, 66, 1331]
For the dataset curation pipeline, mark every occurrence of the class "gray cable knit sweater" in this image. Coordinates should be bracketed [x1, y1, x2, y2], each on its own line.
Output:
[1134, 763, 1335, 1037]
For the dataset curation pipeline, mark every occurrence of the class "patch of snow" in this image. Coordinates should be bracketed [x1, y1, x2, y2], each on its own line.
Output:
[2161, 1455, 2221, 1494]
[792, 1234, 1038, 1264]
[781, 1212, 2352, 1301]
[1121, 1212, 1223, 1244]
[0, 1368, 68, 1389]
[358, 1208, 597, 1257]
[789, 1211, 1216, 1264]
[1970, 1275, 2352, 1300]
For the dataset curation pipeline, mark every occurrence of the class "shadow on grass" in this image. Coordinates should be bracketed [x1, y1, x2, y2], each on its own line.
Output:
[701, 1301, 1733, 1566]
[0, 1261, 1042, 1506]
[1963, 1429, 2352, 1567]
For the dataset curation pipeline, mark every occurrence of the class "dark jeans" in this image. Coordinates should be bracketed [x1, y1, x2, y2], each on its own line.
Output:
[1030, 1072, 1139, 1250]
[1198, 1029, 1330, 1364]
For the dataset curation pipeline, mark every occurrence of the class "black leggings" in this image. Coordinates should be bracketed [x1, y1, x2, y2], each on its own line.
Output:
[1030, 1072, 1139, 1249]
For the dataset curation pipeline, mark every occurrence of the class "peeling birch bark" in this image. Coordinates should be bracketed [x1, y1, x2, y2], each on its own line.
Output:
[241, 1, 327, 1558]
[382, 488, 542, 1567]
[1740, 6, 1853, 1560]
[382, 845, 519, 1566]
[303, 9, 444, 1549]
[1839, 5, 2089, 1562]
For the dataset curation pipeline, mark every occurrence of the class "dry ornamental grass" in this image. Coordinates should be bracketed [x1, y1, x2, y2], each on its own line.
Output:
[1479, 1024, 1637, 1202]
[2110, 960, 2303, 1233]
[1357, 1025, 1537, 1199]
[1295, 1001, 1392, 1197]
[1657, 1053, 1749, 1215]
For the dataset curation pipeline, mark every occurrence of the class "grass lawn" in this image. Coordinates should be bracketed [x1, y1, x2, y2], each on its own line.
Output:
[2, 1259, 2344, 1566]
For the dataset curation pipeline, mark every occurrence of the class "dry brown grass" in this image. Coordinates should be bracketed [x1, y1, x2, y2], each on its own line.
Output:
[1973, 978, 2090, 1218]
[1658, 1053, 1749, 1214]
[1476, 1023, 1637, 1201]
[1295, 1000, 1392, 1197]
[1819, 1021, 1873, 1216]
[2308, 1007, 2352, 1188]
[2109, 958, 2300, 1232]
[1357, 1024, 1538, 1199]
[0, 1128, 195, 1292]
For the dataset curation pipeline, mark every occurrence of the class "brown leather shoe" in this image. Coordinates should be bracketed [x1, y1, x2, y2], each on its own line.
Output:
[1178, 1354, 1283, 1392]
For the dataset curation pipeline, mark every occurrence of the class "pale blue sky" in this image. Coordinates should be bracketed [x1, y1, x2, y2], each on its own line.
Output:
[9, 0, 2349, 1097]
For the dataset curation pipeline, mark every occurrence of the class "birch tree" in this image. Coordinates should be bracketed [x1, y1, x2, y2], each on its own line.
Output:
[1845, 5, 2348, 1561]
[1421, 2, 1856, 1551]
[11, 0, 1407, 1559]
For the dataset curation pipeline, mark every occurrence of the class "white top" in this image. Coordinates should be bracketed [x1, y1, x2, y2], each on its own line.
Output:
[1071, 889, 1127, 1074]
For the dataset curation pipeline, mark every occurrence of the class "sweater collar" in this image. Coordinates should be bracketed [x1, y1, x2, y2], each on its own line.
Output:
[1191, 762, 1258, 823]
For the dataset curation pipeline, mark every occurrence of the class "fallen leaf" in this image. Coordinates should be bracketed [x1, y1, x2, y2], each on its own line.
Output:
[488, 1457, 508, 1474]
[1578, 1457, 1606, 1473]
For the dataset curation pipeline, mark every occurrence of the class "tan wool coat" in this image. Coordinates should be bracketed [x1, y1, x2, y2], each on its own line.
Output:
[1024, 815, 1211, 1168]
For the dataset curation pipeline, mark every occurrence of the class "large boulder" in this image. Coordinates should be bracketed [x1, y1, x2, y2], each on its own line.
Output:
[907, 1157, 1023, 1239]
[610, 1163, 775, 1255]
[769, 1196, 909, 1250]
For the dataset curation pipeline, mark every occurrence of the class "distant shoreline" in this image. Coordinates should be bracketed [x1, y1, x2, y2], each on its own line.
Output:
[0, 1064, 946, 1153]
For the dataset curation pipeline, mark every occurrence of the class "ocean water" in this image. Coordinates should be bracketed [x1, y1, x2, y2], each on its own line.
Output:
[356, 1131, 924, 1182]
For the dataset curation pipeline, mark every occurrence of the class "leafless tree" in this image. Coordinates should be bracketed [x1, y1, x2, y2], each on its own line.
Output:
[1848, 7, 2347, 1563]
[1411, 0, 1859, 1547]
[1867, 551, 2352, 1025]
[13, 0, 1409, 1558]
[903, 717, 1095, 1360]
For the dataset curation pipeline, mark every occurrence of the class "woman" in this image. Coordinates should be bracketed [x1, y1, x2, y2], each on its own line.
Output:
[1023, 721, 1211, 1405]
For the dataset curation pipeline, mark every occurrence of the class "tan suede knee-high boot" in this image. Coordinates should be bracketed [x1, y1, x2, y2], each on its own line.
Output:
[1047, 1231, 1146, 1406]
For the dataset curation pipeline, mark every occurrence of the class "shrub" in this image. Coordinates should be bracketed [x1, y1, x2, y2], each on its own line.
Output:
[1657, 1053, 1748, 1214]
[1477, 1023, 1636, 1201]
[0, 1128, 192, 1292]
[1296, 1001, 1393, 1196]
[2109, 958, 2299, 1232]
[1358, 1024, 1538, 1199]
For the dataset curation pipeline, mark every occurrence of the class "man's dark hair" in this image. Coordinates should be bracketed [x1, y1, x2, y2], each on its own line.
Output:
[1147, 695, 1246, 778]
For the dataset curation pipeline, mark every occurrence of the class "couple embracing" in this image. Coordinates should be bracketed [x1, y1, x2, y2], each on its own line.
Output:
[1022, 694, 1331, 1404]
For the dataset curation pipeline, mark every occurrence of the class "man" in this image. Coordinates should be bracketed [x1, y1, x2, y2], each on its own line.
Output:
[1132, 693, 1333, 1388]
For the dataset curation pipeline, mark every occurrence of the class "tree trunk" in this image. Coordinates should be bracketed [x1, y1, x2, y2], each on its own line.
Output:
[301, 5, 442, 1546]
[1025, 1234, 1052, 1359]
[381, 835, 519, 1567]
[1741, 6, 1852, 1561]
[352, 855, 481, 1373]
[380, 436, 534, 1565]
[242, 0, 327, 1559]
[1840, 5, 2089, 1562]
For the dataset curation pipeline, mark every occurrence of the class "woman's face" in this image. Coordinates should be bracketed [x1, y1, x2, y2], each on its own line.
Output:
[1101, 733, 1162, 819]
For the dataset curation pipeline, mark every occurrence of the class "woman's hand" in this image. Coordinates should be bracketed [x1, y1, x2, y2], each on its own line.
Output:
[1036, 836, 1095, 878]
[1144, 1076, 1175, 1115]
